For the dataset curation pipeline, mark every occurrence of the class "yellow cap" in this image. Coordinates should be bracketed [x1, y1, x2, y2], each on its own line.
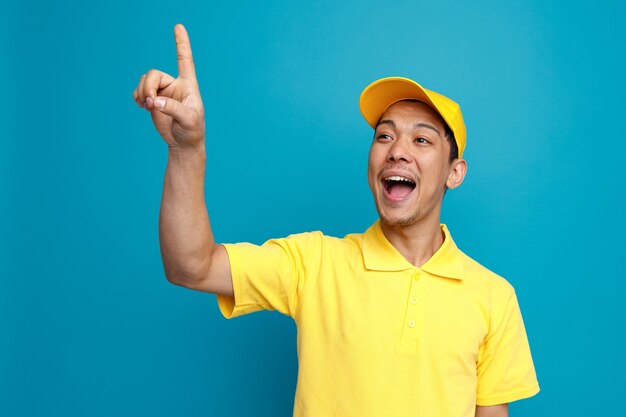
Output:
[359, 77, 466, 158]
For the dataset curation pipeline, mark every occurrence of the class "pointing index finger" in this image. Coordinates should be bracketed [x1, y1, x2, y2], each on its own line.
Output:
[174, 24, 196, 80]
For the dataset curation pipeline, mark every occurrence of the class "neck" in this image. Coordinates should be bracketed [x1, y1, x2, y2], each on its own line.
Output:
[379, 216, 445, 268]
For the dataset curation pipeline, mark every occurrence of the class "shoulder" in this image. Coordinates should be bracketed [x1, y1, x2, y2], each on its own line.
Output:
[456, 248, 516, 297]
[454, 250, 527, 331]
[262, 229, 363, 257]
[280, 229, 365, 246]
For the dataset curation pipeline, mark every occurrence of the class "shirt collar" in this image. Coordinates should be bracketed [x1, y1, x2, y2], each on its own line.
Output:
[362, 220, 464, 280]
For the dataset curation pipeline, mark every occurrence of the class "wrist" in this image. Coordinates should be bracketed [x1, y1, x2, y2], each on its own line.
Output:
[168, 141, 206, 158]
[167, 143, 206, 168]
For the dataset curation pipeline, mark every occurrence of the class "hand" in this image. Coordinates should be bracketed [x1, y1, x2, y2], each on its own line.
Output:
[133, 24, 205, 151]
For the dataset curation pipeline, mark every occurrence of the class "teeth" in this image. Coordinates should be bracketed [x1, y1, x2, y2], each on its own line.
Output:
[384, 175, 415, 184]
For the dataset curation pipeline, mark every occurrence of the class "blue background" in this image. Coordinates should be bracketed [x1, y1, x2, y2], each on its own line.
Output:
[1, 0, 624, 415]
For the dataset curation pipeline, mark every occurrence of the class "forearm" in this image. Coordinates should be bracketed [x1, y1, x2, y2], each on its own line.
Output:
[159, 144, 214, 286]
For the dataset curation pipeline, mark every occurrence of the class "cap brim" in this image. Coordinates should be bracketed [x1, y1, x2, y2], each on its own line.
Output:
[359, 77, 439, 129]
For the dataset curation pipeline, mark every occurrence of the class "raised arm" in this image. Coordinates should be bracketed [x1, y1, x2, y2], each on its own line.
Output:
[132, 24, 233, 297]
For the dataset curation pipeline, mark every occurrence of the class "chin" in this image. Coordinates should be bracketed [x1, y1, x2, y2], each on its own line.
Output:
[378, 210, 420, 227]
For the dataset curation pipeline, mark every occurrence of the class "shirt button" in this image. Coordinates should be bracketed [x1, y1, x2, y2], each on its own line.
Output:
[408, 320, 415, 328]
[410, 297, 417, 305]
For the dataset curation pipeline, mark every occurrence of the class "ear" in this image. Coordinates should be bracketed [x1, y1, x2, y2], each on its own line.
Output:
[446, 159, 467, 190]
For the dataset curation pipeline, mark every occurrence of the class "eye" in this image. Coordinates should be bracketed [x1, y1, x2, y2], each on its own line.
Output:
[415, 137, 430, 144]
[376, 133, 393, 141]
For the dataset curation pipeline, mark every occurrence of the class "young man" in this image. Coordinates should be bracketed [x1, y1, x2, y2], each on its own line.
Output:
[133, 24, 540, 417]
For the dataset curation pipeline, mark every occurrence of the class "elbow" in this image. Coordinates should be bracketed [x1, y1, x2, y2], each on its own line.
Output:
[162, 261, 209, 290]
[160, 245, 225, 293]
[164, 269, 187, 287]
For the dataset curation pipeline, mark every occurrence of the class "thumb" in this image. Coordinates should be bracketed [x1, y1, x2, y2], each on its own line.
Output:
[152, 96, 197, 129]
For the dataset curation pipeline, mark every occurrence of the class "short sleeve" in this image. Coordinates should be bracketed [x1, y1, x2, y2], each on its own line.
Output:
[476, 290, 540, 405]
[216, 231, 321, 320]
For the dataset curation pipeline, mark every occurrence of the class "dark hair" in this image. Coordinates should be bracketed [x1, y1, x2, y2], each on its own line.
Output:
[443, 122, 459, 163]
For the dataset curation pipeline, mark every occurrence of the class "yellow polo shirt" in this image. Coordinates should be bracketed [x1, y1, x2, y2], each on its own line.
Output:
[217, 221, 540, 417]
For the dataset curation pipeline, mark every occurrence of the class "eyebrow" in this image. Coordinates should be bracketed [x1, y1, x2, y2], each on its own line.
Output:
[377, 119, 395, 128]
[413, 123, 440, 135]
[376, 119, 441, 136]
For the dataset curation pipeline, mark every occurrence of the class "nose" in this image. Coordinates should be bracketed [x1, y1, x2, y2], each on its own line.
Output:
[387, 138, 410, 163]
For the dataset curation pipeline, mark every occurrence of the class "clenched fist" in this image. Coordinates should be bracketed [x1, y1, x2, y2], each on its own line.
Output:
[133, 24, 205, 151]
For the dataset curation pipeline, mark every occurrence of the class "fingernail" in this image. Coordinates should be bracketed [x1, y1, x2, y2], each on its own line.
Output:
[154, 97, 165, 109]
[145, 96, 154, 109]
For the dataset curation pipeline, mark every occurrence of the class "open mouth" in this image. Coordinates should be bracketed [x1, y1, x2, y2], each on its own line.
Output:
[383, 175, 416, 201]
